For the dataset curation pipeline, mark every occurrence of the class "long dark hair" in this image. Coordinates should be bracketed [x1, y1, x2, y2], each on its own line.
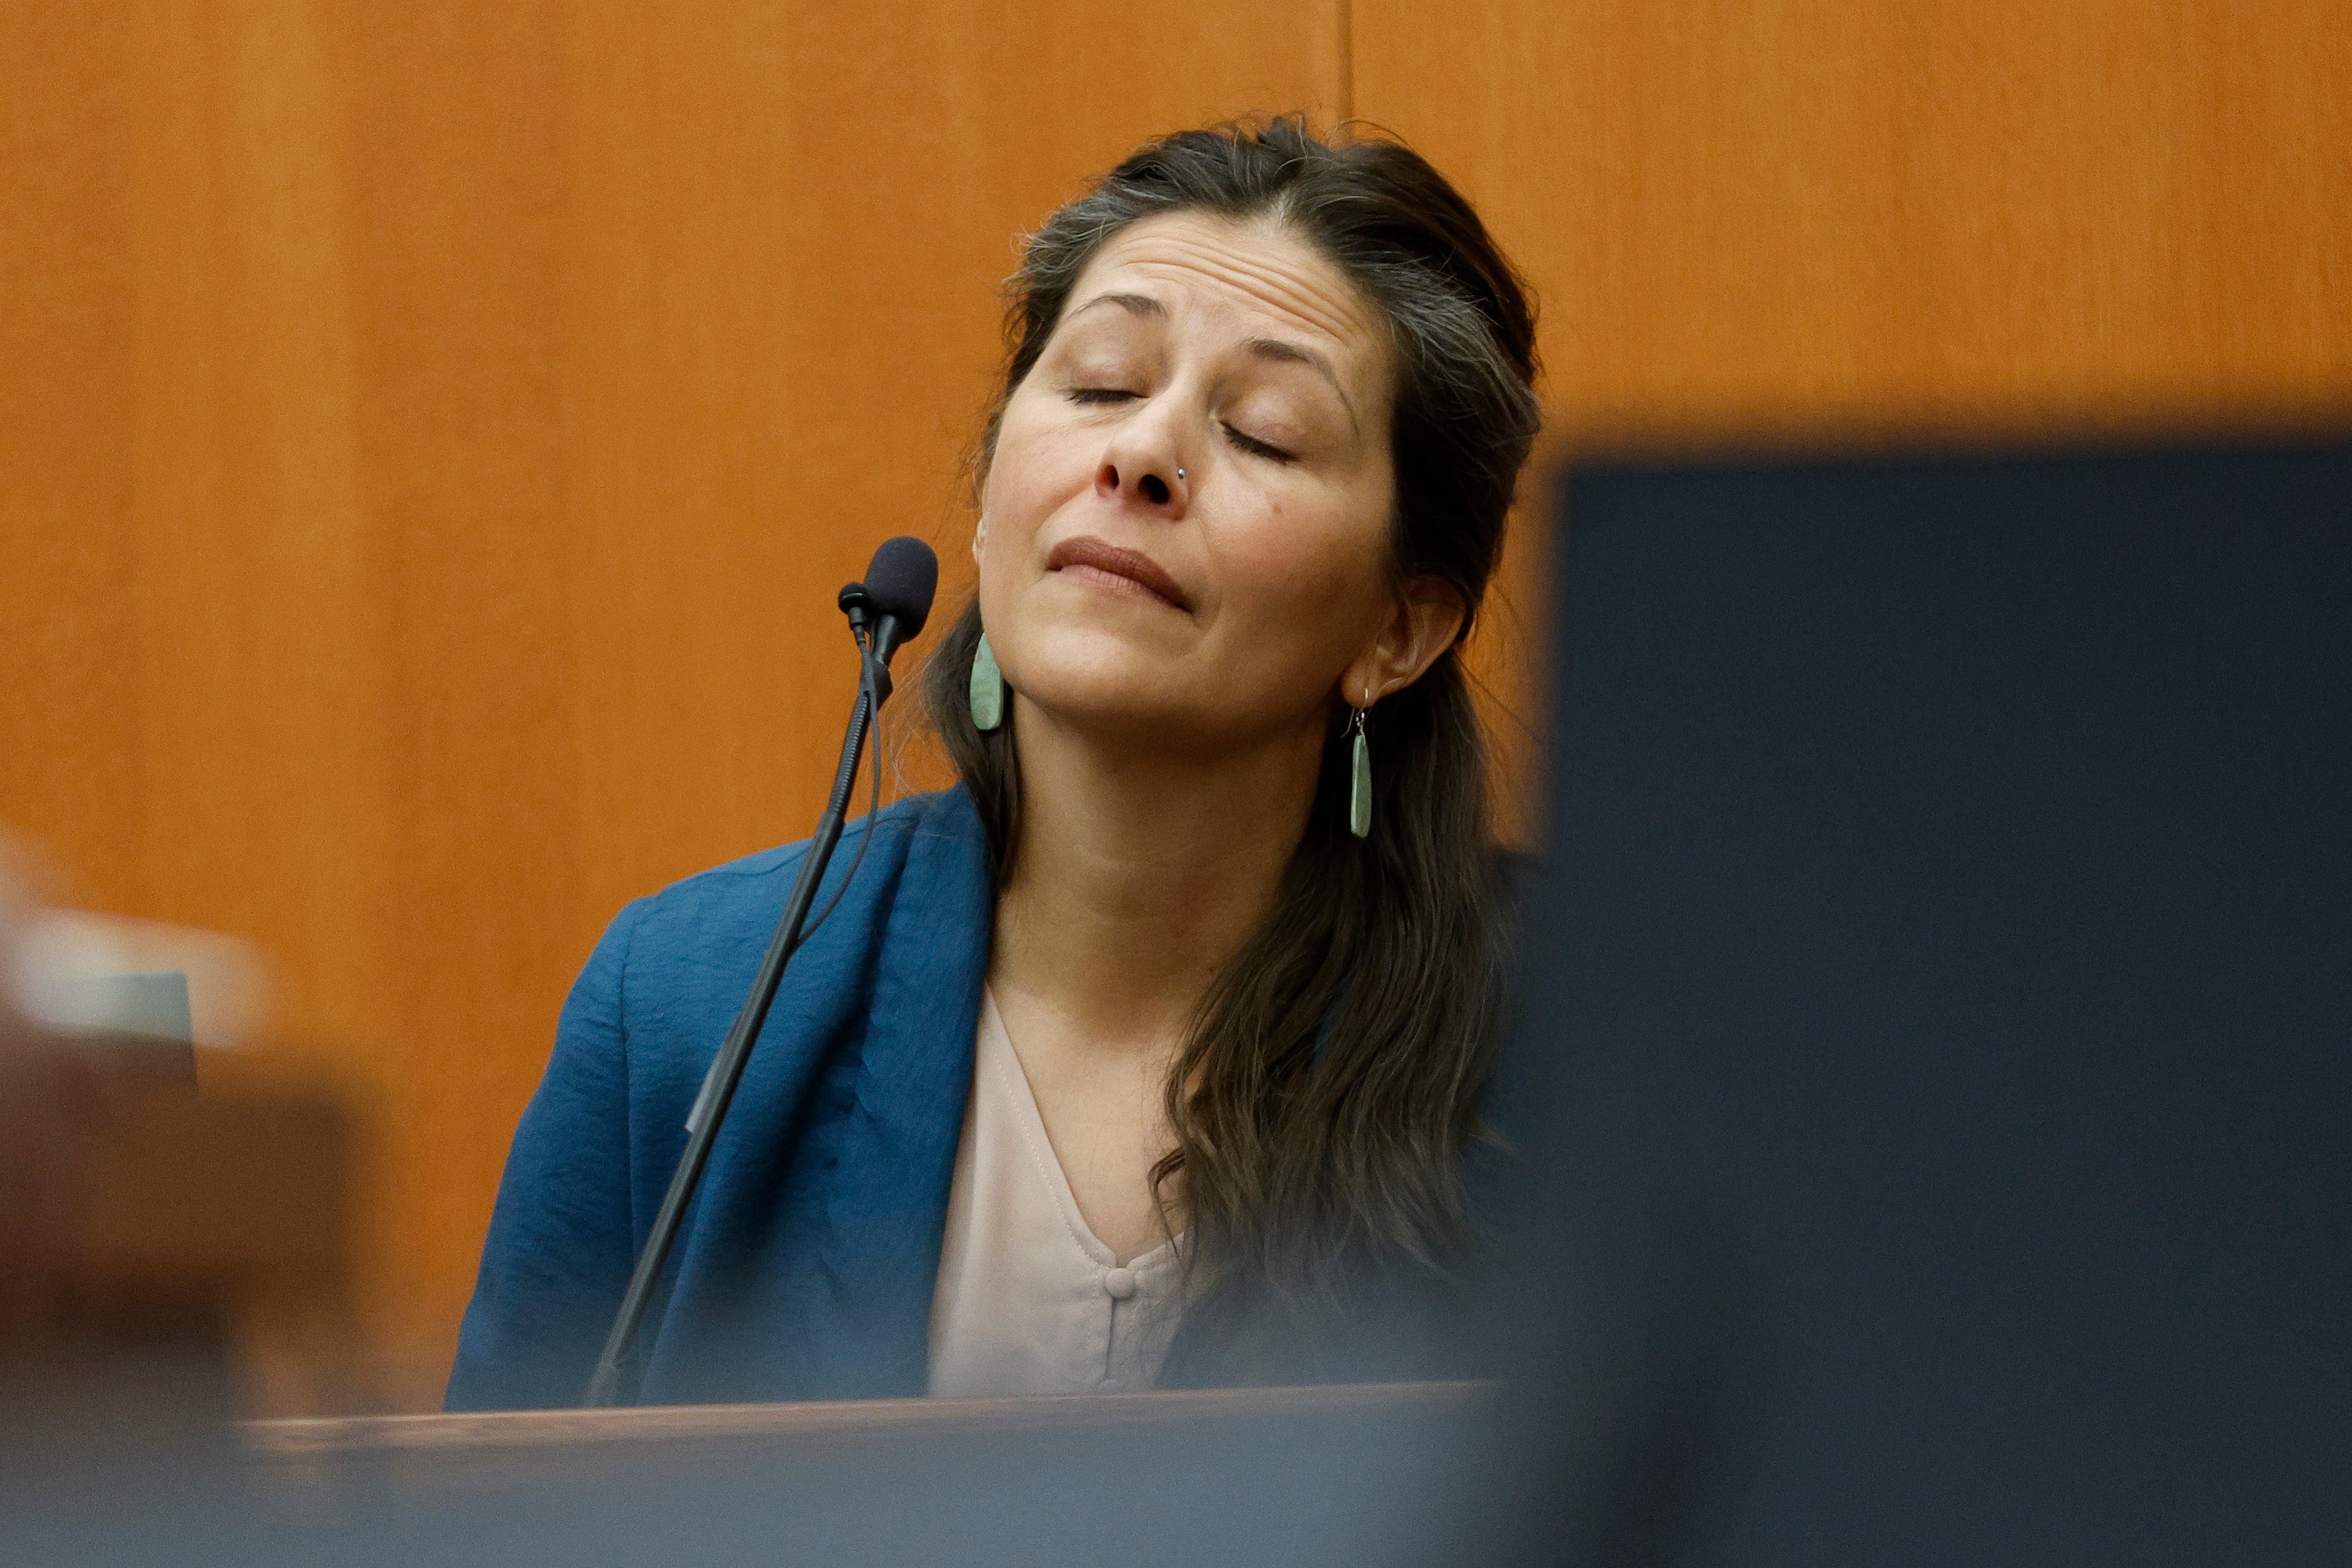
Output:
[921, 117, 1541, 1380]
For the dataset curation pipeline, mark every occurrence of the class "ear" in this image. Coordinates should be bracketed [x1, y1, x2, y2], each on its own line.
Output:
[1340, 574, 1467, 711]
[971, 515, 989, 568]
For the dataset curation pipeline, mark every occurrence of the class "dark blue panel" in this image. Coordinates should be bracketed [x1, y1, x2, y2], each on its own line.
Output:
[1494, 442, 2352, 1565]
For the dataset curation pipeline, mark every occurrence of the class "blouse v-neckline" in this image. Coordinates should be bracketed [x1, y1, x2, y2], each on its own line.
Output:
[925, 989, 1183, 1396]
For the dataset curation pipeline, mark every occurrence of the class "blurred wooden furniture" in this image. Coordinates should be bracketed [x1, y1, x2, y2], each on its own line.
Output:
[0, 1023, 352, 1441]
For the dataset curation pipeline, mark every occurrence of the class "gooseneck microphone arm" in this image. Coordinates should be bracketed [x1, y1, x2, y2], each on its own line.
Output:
[583, 538, 937, 1409]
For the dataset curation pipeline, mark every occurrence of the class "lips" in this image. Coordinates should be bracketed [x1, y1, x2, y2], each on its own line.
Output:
[1045, 536, 1194, 613]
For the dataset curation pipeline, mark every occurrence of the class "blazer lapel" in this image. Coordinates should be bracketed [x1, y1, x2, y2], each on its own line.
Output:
[808, 785, 994, 1394]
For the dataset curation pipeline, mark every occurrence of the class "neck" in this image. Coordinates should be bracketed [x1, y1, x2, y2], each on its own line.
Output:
[989, 698, 1325, 1054]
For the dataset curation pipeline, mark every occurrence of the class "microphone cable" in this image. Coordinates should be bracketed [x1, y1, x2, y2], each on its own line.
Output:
[792, 623, 886, 945]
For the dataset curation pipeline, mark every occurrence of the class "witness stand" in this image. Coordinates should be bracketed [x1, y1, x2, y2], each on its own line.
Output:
[243, 1381, 1489, 1494]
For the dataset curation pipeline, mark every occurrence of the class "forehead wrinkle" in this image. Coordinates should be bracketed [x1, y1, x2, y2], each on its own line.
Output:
[1090, 218, 1384, 370]
[1127, 237, 1370, 350]
[1057, 215, 1395, 444]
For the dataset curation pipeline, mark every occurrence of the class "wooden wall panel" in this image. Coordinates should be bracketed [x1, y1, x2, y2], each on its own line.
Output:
[8, 0, 2343, 1415]
[0, 5, 140, 909]
[3, 1, 1340, 1410]
[1354, 0, 2352, 446]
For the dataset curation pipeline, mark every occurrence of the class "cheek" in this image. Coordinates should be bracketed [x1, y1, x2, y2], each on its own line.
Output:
[978, 411, 1087, 594]
[1211, 487, 1391, 646]
[983, 395, 1092, 542]
[978, 395, 1097, 628]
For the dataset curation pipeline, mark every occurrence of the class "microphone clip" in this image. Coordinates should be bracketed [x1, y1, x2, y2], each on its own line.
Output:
[837, 581, 895, 703]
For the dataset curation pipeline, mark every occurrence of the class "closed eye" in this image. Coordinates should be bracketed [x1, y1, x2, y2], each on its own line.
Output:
[1223, 423, 1296, 463]
[1068, 387, 1140, 405]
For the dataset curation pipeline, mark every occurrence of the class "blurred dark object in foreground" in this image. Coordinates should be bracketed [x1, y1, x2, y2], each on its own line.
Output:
[11, 1379, 1480, 1565]
[1479, 438, 2352, 1565]
[0, 1005, 352, 1488]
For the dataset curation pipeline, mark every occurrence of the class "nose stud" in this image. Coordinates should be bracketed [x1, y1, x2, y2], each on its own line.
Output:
[1175, 469, 1186, 481]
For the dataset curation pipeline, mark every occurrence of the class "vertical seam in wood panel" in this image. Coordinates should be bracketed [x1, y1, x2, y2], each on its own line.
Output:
[1337, 0, 1354, 123]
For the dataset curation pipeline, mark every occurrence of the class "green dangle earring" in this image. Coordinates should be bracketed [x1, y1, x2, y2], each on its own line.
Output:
[1348, 690, 1372, 839]
[969, 632, 1006, 731]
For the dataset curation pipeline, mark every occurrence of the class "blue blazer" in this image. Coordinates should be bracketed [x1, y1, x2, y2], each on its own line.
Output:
[446, 786, 995, 1411]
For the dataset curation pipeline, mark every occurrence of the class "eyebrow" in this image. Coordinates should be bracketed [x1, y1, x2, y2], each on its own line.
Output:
[1243, 336, 1357, 429]
[1068, 291, 1165, 322]
[1064, 291, 1363, 432]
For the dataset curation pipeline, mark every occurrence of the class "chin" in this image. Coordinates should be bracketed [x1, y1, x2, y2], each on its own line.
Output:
[1002, 641, 1176, 732]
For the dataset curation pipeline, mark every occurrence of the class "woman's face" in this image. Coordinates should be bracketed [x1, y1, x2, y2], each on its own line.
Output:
[976, 211, 1450, 756]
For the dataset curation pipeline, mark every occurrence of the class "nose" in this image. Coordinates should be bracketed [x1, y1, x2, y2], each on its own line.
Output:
[1097, 457, 1188, 511]
[1094, 380, 1195, 514]
[1095, 404, 1190, 514]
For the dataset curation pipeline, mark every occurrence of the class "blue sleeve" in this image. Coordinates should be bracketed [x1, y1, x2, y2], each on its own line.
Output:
[444, 899, 646, 1411]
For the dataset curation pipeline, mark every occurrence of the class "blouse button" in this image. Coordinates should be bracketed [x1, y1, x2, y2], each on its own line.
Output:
[1103, 1266, 1137, 1300]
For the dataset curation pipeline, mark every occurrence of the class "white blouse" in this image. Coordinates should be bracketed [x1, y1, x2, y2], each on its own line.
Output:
[926, 990, 1183, 1396]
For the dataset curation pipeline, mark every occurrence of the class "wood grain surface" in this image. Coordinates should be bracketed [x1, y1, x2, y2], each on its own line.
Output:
[1355, 0, 2352, 450]
[1, 0, 1343, 1411]
[5, 1, 2344, 1411]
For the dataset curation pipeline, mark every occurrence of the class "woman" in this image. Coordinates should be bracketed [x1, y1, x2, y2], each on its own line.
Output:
[448, 116, 1541, 1410]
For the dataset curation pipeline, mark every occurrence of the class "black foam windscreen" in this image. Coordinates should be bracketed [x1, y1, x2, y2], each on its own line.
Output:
[863, 536, 938, 636]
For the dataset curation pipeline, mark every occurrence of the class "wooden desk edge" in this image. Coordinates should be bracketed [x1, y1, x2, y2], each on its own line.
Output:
[245, 1380, 1493, 1459]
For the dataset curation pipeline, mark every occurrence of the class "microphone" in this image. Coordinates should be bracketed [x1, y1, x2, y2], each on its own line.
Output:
[583, 536, 939, 1407]
[839, 536, 939, 700]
